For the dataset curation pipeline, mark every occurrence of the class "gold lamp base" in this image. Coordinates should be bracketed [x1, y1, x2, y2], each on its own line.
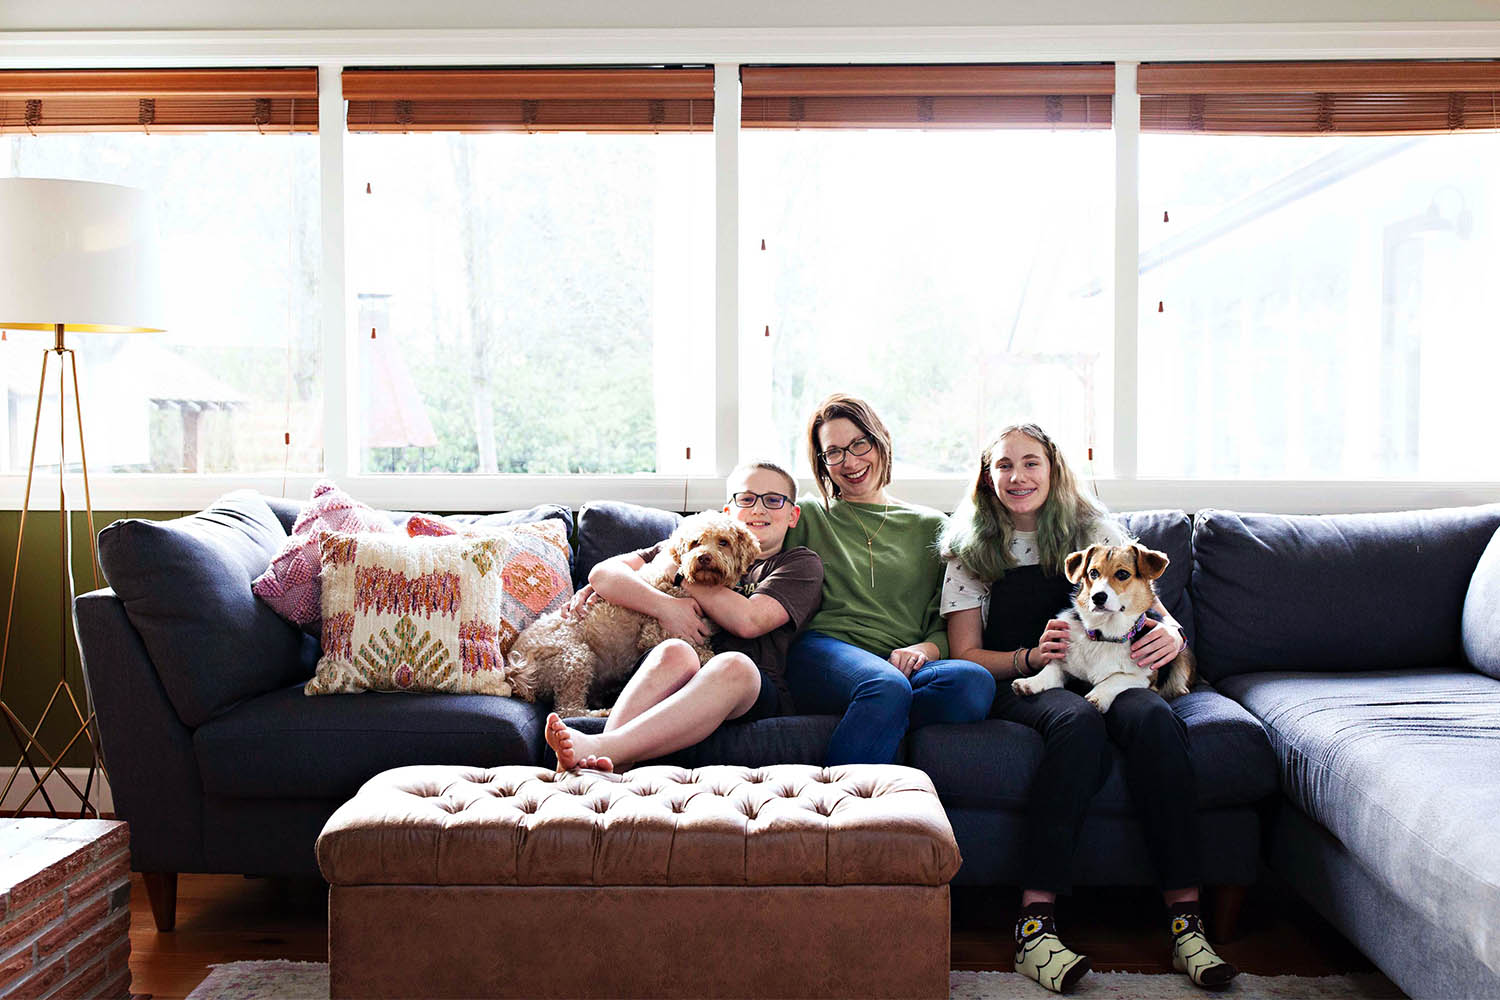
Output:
[0, 323, 107, 818]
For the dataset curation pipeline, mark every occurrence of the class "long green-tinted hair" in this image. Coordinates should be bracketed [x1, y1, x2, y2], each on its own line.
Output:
[939, 423, 1107, 582]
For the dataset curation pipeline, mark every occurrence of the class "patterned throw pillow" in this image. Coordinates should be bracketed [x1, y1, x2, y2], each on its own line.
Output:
[305, 520, 572, 696]
[252, 481, 394, 628]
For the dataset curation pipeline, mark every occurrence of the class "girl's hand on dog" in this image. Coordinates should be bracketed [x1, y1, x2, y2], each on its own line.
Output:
[1130, 622, 1185, 672]
[1035, 619, 1072, 665]
[659, 596, 711, 644]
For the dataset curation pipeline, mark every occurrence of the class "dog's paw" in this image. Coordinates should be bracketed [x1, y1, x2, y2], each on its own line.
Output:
[1085, 690, 1114, 713]
[586, 707, 611, 718]
[1012, 678, 1039, 697]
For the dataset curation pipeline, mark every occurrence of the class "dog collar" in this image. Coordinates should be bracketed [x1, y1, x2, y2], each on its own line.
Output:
[1086, 613, 1150, 644]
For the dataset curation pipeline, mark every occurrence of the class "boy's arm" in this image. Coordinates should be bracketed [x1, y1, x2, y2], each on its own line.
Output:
[684, 549, 823, 640]
[589, 550, 709, 642]
[684, 586, 788, 639]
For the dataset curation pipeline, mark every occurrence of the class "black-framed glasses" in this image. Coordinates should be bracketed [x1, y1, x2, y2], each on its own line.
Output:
[819, 436, 874, 467]
[729, 491, 791, 510]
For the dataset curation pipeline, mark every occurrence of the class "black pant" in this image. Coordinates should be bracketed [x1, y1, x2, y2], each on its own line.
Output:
[992, 683, 1201, 893]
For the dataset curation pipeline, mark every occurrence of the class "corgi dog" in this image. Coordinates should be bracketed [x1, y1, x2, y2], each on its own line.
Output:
[1012, 543, 1195, 713]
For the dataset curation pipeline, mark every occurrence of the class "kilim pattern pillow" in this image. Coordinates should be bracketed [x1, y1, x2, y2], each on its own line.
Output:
[252, 481, 394, 629]
[305, 520, 572, 696]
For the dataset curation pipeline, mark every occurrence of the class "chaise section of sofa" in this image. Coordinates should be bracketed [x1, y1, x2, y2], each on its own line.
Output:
[1195, 504, 1500, 999]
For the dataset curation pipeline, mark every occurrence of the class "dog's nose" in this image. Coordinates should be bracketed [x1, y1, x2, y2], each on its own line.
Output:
[1092, 591, 1109, 607]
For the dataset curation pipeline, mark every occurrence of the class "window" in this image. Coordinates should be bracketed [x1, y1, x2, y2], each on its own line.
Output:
[1137, 61, 1500, 479]
[0, 70, 322, 476]
[739, 66, 1115, 480]
[343, 68, 714, 475]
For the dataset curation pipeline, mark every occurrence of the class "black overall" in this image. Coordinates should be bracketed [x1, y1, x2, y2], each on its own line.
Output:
[983, 563, 1200, 892]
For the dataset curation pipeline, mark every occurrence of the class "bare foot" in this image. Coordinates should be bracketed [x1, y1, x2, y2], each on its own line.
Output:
[545, 712, 607, 771]
[579, 754, 616, 773]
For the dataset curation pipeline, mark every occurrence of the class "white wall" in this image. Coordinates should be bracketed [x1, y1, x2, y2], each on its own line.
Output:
[5, 0, 1500, 31]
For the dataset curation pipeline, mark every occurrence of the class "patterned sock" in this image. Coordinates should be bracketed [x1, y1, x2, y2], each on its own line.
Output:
[1013, 902, 1091, 994]
[1168, 903, 1239, 990]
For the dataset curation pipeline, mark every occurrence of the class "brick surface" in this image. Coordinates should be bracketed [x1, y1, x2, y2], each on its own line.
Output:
[52, 953, 108, 1000]
[36, 896, 106, 960]
[7, 954, 65, 1000]
[0, 893, 62, 956]
[62, 908, 128, 972]
[0, 948, 33, 992]
[104, 936, 130, 972]
[61, 854, 129, 909]
[97, 964, 132, 1000]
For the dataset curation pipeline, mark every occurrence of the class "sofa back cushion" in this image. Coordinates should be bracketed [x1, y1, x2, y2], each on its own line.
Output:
[98, 491, 308, 727]
[1191, 504, 1500, 682]
[1462, 526, 1500, 680]
[573, 501, 682, 588]
[1117, 509, 1195, 647]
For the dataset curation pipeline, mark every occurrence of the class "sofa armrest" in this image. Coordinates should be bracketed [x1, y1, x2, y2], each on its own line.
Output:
[74, 588, 206, 873]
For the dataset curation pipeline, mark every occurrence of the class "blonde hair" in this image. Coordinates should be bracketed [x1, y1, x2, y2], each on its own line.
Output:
[939, 423, 1107, 581]
[804, 394, 893, 509]
[729, 460, 797, 502]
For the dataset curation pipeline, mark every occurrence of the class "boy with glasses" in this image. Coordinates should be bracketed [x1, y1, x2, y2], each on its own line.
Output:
[545, 461, 824, 771]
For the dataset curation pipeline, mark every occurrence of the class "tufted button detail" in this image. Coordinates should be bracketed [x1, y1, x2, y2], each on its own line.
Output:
[592, 799, 609, 814]
[671, 801, 686, 814]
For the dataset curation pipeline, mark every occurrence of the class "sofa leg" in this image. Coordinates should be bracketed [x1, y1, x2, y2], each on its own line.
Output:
[1208, 883, 1247, 942]
[143, 871, 178, 931]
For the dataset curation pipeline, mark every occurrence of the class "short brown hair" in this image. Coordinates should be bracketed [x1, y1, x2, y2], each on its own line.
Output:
[804, 393, 893, 508]
[729, 460, 797, 502]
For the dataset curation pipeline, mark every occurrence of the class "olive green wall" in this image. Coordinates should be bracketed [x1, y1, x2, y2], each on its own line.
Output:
[0, 508, 183, 768]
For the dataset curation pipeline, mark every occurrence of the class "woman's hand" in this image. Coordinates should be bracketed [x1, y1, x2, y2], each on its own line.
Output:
[1034, 619, 1072, 666]
[1131, 621, 1185, 673]
[659, 596, 711, 644]
[888, 643, 934, 678]
[562, 583, 603, 619]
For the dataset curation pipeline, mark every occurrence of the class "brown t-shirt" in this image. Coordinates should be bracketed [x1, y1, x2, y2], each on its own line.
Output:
[633, 543, 824, 715]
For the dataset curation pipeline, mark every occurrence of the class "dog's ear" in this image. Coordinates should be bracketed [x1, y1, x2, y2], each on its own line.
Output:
[1064, 545, 1096, 584]
[1133, 545, 1169, 581]
[667, 516, 697, 567]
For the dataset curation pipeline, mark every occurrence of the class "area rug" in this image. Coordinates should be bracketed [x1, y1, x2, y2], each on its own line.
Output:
[189, 961, 1403, 999]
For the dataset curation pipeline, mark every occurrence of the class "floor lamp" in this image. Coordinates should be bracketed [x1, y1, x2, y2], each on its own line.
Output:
[0, 178, 164, 818]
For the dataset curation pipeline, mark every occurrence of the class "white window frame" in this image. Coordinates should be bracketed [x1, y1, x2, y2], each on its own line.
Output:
[3, 22, 1500, 514]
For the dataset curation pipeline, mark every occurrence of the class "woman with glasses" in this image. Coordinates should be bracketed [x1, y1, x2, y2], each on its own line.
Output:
[781, 394, 995, 765]
[544, 461, 824, 772]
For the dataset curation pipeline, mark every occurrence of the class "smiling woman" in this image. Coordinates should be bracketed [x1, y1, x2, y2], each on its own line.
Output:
[780, 393, 995, 766]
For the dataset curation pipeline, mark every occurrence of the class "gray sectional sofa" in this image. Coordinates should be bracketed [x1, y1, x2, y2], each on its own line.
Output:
[73, 491, 1500, 997]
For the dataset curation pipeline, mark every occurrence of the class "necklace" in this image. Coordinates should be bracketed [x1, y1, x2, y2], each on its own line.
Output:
[845, 501, 891, 588]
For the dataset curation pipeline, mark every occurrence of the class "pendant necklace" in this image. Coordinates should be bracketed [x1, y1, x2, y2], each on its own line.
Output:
[847, 501, 891, 588]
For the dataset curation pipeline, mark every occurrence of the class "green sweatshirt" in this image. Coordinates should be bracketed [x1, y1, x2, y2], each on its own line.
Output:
[784, 496, 950, 659]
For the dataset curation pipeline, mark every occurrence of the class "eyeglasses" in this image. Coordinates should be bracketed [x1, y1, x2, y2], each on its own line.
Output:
[819, 436, 874, 467]
[729, 491, 791, 510]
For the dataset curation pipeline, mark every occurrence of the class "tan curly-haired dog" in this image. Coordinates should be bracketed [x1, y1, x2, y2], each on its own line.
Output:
[505, 511, 761, 718]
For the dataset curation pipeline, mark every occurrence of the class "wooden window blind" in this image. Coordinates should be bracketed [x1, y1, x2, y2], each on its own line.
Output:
[740, 64, 1114, 129]
[0, 69, 318, 133]
[1138, 61, 1500, 135]
[342, 68, 714, 133]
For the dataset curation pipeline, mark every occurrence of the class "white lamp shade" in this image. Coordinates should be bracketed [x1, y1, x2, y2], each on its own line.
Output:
[0, 178, 166, 333]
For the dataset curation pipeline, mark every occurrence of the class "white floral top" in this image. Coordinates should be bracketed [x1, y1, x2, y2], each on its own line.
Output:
[940, 518, 1132, 627]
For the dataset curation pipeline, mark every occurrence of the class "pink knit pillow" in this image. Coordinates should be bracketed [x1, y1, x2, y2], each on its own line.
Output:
[251, 481, 395, 627]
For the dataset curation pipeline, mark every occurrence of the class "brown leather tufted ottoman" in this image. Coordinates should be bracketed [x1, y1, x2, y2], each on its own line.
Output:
[316, 763, 960, 999]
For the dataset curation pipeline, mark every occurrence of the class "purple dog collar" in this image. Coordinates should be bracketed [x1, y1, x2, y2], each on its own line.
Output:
[1086, 613, 1150, 644]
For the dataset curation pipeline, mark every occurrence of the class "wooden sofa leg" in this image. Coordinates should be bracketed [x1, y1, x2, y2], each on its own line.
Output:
[143, 872, 178, 931]
[1209, 883, 1247, 942]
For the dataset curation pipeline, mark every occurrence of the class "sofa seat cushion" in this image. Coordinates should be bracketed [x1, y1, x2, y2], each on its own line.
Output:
[195, 683, 547, 800]
[98, 491, 308, 728]
[554, 715, 839, 770]
[1219, 667, 1500, 976]
[909, 688, 1277, 813]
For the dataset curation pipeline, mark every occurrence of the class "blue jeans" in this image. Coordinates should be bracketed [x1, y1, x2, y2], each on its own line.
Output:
[786, 631, 996, 765]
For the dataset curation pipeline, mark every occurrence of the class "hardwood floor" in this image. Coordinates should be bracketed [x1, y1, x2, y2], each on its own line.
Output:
[127, 869, 1401, 999]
